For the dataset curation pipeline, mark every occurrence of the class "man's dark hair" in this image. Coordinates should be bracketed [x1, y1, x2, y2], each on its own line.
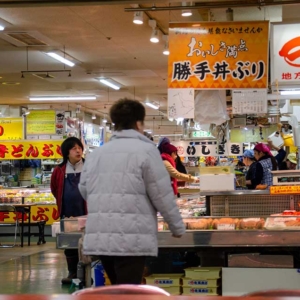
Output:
[110, 98, 145, 131]
[60, 137, 84, 166]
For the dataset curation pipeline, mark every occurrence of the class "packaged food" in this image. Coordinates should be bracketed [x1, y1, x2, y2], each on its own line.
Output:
[239, 218, 265, 229]
[212, 218, 239, 230]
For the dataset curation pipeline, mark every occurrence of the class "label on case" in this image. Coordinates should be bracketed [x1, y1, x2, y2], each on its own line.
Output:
[217, 223, 235, 230]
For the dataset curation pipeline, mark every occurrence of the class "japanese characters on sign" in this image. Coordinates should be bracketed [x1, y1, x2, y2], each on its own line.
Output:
[0, 140, 63, 160]
[173, 140, 243, 157]
[168, 21, 269, 89]
[271, 23, 300, 85]
[0, 205, 59, 225]
[0, 118, 23, 140]
[270, 185, 300, 195]
[232, 89, 268, 114]
[26, 110, 56, 135]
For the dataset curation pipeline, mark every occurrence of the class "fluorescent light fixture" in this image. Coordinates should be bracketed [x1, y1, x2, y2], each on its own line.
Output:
[150, 28, 160, 43]
[29, 96, 96, 101]
[145, 101, 159, 110]
[46, 52, 75, 67]
[92, 114, 96, 120]
[280, 91, 300, 96]
[99, 78, 121, 90]
[133, 11, 143, 25]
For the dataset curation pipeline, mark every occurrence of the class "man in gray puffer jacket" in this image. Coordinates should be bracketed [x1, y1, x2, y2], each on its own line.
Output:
[79, 98, 185, 285]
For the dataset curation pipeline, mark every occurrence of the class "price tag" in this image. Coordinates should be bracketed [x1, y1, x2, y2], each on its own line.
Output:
[217, 223, 235, 230]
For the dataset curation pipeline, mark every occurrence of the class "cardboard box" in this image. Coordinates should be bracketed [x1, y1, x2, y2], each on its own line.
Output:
[182, 286, 219, 295]
[182, 278, 220, 287]
[144, 274, 183, 287]
[184, 267, 221, 279]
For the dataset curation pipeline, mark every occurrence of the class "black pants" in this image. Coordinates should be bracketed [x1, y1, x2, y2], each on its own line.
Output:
[100, 255, 146, 285]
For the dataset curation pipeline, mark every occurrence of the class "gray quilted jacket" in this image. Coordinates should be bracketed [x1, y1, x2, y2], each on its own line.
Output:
[79, 129, 185, 256]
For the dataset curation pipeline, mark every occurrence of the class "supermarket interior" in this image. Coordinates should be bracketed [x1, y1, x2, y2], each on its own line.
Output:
[1, 0, 300, 298]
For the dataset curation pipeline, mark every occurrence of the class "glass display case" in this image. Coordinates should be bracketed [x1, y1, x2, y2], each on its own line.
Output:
[0, 188, 55, 204]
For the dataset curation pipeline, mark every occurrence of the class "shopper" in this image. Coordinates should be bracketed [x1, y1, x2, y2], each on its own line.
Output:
[253, 143, 278, 188]
[242, 149, 257, 190]
[161, 142, 199, 195]
[79, 99, 185, 285]
[50, 137, 87, 284]
[157, 136, 170, 154]
[279, 153, 297, 170]
[175, 155, 187, 174]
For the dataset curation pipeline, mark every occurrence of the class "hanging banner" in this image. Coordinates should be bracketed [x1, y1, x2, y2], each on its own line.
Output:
[168, 21, 269, 89]
[0, 205, 59, 225]
[173, 140, 243, 157]
[0, 118, 23, 140]
[26, 110, 56, 135]
[168, 88, 195, 119]
[271, 23, 300, 85]
[0, 140, 63, 160]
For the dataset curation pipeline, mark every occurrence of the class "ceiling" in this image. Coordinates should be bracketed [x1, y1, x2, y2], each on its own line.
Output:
[0, 0, 299, 137]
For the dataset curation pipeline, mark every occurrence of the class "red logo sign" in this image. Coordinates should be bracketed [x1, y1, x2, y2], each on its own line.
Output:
[279, 36, 300, 67]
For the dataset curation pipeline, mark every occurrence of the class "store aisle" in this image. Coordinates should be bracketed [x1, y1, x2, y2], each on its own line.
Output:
[0, 242, 72, 294]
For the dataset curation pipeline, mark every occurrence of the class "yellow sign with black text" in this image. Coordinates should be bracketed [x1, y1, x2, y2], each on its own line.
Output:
[270, 185, 300, 195]
[0, 118, 23, 140]
[26, 110, 56, 135]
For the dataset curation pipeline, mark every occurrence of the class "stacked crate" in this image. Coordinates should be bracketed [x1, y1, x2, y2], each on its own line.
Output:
[144, 274, 183, 295]
[182, 267, 221, 296]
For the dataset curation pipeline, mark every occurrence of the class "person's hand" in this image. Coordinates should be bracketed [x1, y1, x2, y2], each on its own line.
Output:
[195, 178, 200, 183]
[172, 234, 182, 238]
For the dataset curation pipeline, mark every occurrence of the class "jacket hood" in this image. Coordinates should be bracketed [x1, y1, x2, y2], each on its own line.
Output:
[111, 129, 155, 145]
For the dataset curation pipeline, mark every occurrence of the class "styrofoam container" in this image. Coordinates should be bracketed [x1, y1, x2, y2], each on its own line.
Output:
[182, 278, 220, 287]
[144, 274, 183, 287]
[51, 222, 61, 237]
[184, 267, 221, 279]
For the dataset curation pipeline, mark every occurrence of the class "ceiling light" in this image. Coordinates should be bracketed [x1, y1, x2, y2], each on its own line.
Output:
[145, 101, 159, 110]
[280, 91, 300, 96]
[163, 43, 170, 55]
[29, 96, 96, 101]
[46, 52, 75, 67]
[92, 114, 96, 120]
[0, 17, 12, 31]
[102, 118, 107, 123]
[133, 11, 143, 25]
[182, 9, 192, 17]
[150, 28, 160, 43]
[181, 2, 193, 17]
[99, 78, 121, 90]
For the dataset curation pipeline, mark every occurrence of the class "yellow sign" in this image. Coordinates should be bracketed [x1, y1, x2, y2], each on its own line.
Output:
[0, 140, 63, 160]
[270, 185, 300, 195]
[26, 110, 56, 135]
[168, 21, 269, 89]
[0, 205, 59, 225]
[0, 118, 23, 140]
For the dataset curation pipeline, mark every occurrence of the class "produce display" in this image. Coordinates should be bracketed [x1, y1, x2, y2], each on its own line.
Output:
[0, 188, 55, 204]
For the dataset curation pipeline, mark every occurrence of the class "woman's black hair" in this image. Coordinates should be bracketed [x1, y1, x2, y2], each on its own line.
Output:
[176, 155, 187, 174]
[110, 98, 145, 131]
[269, 155, 278, 171]
[59, 137, 84, 166]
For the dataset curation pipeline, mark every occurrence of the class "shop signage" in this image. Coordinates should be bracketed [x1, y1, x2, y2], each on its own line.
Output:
[173, 140, 243, 157]
[271, 23, 300, 85]
[270, 185, 300, 195]
[0, 205, 59, 225]
[168, 21, 269, 89]
[0, 118, 23, 140]
[26, 110, 56, 135]
[0, 140, 62, 160]
[192, 131, 212, 138]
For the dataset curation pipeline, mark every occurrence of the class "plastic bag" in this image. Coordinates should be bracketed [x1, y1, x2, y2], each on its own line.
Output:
[194, 90, 229, 125]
